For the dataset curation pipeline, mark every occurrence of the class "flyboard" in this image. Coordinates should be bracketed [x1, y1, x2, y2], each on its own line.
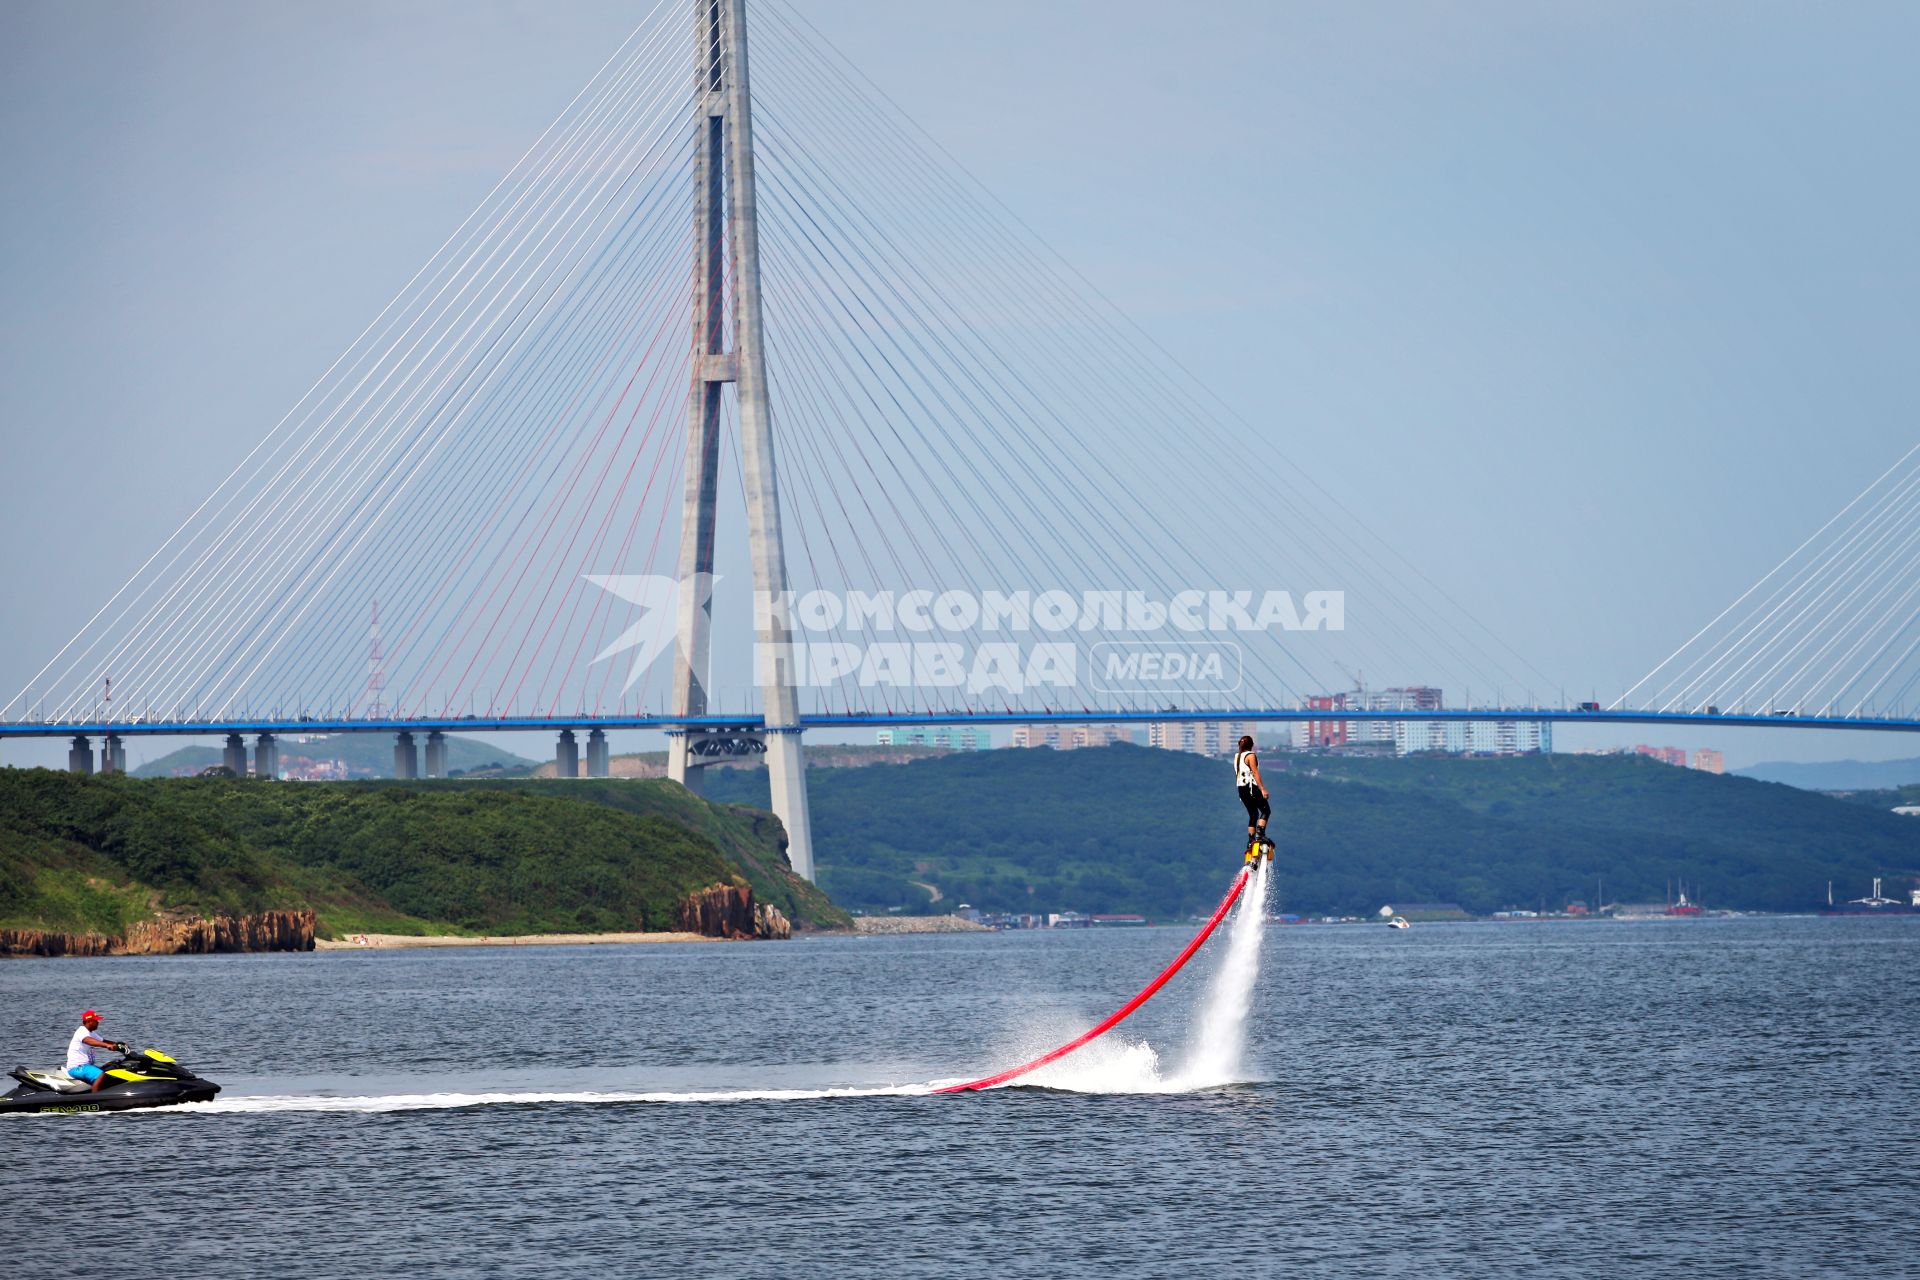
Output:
[936, 864, 1253, 1094]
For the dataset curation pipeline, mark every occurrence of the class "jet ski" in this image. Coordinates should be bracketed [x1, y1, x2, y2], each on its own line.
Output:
[2, 1048, 220, 1115]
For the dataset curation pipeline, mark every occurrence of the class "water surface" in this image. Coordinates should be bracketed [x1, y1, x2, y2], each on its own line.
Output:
[4, 915, 1913, 1276]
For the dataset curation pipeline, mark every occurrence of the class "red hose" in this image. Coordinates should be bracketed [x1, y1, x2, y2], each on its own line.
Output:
[935, 866, 1252, 1094]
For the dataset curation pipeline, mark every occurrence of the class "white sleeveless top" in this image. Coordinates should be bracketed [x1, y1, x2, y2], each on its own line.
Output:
[1234, 749, 1257, 787]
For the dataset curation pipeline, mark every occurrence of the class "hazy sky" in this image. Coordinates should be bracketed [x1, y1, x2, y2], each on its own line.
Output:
[3, 0, 1917, 768]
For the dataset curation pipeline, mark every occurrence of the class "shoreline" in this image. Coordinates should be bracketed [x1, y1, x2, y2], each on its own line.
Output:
[851, 916, 991, 935]
[317, 930, 721, 951]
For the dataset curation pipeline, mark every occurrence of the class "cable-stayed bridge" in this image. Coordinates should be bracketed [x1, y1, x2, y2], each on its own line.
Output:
[6, 0, 1920, 883]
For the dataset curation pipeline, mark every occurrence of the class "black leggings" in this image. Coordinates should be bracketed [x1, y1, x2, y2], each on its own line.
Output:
[1239, 784, 1270, 826]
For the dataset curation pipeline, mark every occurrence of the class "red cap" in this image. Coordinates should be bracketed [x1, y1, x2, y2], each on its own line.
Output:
[82, 1010, 101, 1022]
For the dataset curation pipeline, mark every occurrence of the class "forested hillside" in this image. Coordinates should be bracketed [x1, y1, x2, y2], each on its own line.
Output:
[702, 746, 1920, 918]
[0, 770, 844, 937]
[1834, 782, 1920, 811]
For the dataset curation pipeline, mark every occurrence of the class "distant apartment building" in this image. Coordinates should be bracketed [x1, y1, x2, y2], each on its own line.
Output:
[875, 726, 991, 751]
[1354, 686, 1444, 747]
[1394, 718, 1551, 756]
[1008, 723, 1131, 750]
[1292, 686, 1445, 751]
[1634, 744, 1689, 767]
[1623, 745, 1728, 772]
[1147, 719, 1258, 757]
[1296, 693, 1351, 749]
[1011, 724, 1066, 750]
[280, 757, 350, 781]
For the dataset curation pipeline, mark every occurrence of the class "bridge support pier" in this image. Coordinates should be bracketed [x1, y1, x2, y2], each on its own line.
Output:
[555, 729, 579, 778]
[765, 730, 812, 881]
[68, 735, 93, 775]
[586, 728, 609, 778]
[667, 726, 809, 878]
[254, 733, 278, 780]
[223, 733, 247, 775]
[666, 0, 815, 881]
[102, 734, 126, 775]
[394, 731, 418, 780]
[424, 731, 447, 778]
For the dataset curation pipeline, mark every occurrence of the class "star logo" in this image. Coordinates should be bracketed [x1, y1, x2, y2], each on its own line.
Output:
[584, 573, 716, 694]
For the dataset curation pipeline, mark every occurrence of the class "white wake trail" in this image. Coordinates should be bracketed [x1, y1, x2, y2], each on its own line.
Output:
[1173, 861, 1270, 1088]
[137, 1084, 933, 1115]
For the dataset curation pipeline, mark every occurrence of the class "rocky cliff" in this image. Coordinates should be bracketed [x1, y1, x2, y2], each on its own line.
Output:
[0, 910, 316, 958]
[676, 882, 791, 940]
[0, 928, 116, 957]
[121, 909, 316, 954]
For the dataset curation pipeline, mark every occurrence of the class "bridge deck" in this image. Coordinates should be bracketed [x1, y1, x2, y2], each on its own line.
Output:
[5, 707, 1918, 739]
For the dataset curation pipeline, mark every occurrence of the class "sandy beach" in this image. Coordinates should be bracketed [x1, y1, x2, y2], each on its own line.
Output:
[317, 930, 720, 951]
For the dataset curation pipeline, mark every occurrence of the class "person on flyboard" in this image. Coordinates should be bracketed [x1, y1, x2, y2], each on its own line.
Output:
[1234, 734, 1274, 866]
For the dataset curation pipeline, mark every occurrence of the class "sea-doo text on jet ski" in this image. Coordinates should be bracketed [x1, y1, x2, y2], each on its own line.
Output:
[2, 1048, 220, 1115]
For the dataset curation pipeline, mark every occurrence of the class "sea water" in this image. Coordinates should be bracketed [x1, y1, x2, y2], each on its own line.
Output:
[3, 913, 1914, 1276]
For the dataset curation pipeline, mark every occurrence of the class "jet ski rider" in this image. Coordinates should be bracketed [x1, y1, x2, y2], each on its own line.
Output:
[66, 1010, 126, 1093]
